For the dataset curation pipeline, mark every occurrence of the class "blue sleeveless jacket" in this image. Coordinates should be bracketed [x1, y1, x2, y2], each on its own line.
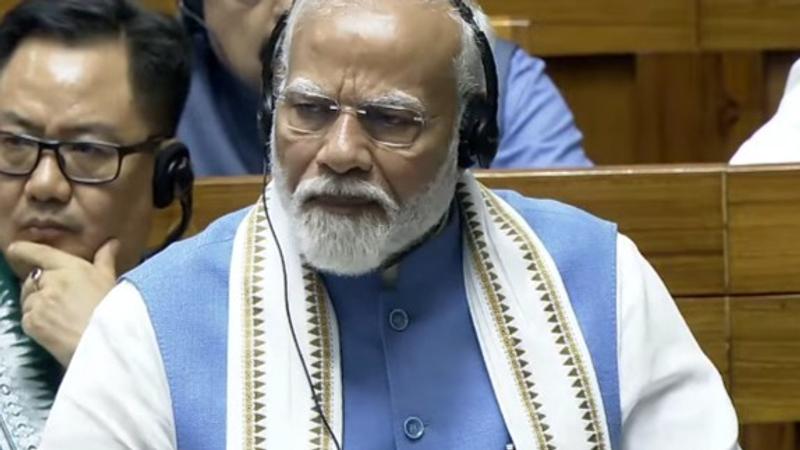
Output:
[125, 192, 621, 449]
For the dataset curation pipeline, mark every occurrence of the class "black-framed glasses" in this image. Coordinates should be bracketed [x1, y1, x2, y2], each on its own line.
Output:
[278, 92, 428, 148]
[0, 131, 162, 184]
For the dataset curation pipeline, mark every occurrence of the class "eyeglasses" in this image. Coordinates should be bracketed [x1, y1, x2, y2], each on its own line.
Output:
[278, 92, 427, 148]
[0, 131, 161, 185]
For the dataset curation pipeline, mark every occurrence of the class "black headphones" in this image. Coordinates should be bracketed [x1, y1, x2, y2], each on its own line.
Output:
[151, 141, 195, 254]
[257, 0, 500, 169]
[153, 141, 193, 208]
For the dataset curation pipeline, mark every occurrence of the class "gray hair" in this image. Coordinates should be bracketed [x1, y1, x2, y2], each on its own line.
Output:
[271, 0, 495, 118]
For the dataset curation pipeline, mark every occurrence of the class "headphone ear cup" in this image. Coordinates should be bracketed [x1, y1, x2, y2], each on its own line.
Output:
[458, 96, 499, 169]
[152, 142, 193, 209]
[458, 97, 484, 168]
[258, 98, 273, 151]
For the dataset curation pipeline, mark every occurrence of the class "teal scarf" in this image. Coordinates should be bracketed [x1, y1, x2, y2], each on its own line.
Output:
[0, 255, 59, 449]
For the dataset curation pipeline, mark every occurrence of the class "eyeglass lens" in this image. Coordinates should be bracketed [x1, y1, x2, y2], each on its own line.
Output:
[0, 132, 121, 183]
[282, 94, 424, 146]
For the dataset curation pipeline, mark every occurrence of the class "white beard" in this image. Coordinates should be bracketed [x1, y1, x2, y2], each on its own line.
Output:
[271, 141, 460, 276]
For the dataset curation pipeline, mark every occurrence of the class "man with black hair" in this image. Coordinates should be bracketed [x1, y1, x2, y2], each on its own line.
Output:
[176, 0, 592, 176]
[0, 0, 191, 447]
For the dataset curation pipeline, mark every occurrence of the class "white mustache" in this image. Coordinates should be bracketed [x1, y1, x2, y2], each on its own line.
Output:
[293, 176, 399, 213]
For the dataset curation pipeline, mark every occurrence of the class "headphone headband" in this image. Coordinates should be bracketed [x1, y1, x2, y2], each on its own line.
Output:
[449, 0, 498, 103]
[449, 0, 499, 167]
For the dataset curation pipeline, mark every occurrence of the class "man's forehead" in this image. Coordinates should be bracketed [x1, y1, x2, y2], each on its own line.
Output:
[0, 38, 132, 105]
[292, 1, 461, 51]
[286, 2, 462, 102]
[2, 37, 129, 80]
[0, 38, 148, 142]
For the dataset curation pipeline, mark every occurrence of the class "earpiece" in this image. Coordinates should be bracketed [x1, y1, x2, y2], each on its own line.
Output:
[453, 0, 499, 168]
[146, 141, 195, 256]
[152, 141, 193, 209]
[458, 95, 498, 168]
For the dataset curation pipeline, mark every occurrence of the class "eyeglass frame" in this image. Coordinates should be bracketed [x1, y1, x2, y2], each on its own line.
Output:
[276, 91, 431, 149]
[0, 130, 164, 185]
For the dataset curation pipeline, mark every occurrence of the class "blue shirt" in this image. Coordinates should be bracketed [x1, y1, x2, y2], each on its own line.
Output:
[177, 35, 592, 176]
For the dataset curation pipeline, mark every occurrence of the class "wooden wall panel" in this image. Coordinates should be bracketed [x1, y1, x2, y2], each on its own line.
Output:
[481, 1, 799, 166]
[741, 424, 798, 450]
[479, 0, 697, 55]
[546, 51, 768, 165]
[732, 296, 800, 423]
[701, 0, 800, 51]
[545, 56, 638, 165]
[634, 53, 760, 163]
[728, 166, 800, 294]
[480, 0, 800, 54]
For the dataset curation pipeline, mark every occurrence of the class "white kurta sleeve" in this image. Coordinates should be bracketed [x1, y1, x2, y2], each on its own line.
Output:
[40, 281, 176, 450]
[617, 235, 740, 449]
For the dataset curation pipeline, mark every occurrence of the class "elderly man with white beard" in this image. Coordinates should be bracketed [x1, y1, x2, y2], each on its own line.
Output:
[41, 0, 741, 449]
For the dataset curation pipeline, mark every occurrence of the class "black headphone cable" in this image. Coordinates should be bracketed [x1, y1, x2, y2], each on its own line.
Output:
[260, 167, 344, 450]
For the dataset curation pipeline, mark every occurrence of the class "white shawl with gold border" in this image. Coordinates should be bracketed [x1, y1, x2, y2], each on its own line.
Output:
[225, 172, 611, 450]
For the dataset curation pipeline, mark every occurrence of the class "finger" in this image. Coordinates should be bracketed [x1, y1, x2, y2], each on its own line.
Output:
[20, 289, 42, 316]
[6, 241, 83, 274]
[19, 267, 53, 305]
[21, 306, 44, 343]
[93, 238, 120, 277]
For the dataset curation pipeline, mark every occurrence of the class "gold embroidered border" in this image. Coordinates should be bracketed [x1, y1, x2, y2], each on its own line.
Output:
[242, 207, 258, 450]
[242, 200, 271, 450]
[304, 270, 336, 449]
[458, 185, 551, 449]
[481, 186, 607, 449]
